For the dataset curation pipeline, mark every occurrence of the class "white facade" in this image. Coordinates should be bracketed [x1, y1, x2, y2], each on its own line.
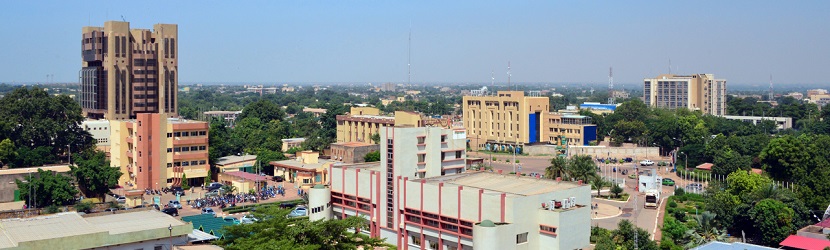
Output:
[316, 127, 591, 250]
[721, 115, 793, 130]
[82, 119, 111, 147]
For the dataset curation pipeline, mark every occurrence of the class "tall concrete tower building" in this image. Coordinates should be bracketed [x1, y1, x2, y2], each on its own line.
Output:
[643, 74, 727, 116]
[80, 21, 178, 120]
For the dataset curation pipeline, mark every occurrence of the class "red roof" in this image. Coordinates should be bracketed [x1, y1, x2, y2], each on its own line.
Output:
[816, 218, 830, 228]
[223, 171, 269, 182]
[780, 235, 830, 250]
[695, 163, 713, 171]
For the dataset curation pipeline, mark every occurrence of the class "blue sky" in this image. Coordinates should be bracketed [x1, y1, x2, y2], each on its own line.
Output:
[1, 1, 828, 86]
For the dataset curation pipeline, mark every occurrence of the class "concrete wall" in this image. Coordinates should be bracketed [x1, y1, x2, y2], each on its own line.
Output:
[525, 145, 659, 159]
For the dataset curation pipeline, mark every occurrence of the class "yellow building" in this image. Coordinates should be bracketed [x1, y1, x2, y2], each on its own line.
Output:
[270, 151, 332, 187]
[463, 91, 598, 150]
[110, 113, 210, 190]
[462, 91, 549, 149]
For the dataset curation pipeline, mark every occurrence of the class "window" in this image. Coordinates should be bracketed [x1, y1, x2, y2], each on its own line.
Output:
[417, 154, 426, 163]
[182, 161, 189, 166]
[181, 147, 189, 152]
[199, 146, 206, 151]
[174, 132, 181, 137]
[167, 178, 173, 184]
[516, 232, 528, 244]
[174, 162, 181, 167]
[181, 131, 189, 137]
[455, 151, 462, 159]
[174, 147, 181, 152]
[199, 131, 206, 136]
[191, 160, 198, 166]
[417, 137, 425, 144]
[167, 148, 172, 153]
[411, 235, 421, 246]
[167, 163, 172, 168]
[167, 133, 172, 138]
[199, 160, 206, 165]
[190, 146, 198, 151]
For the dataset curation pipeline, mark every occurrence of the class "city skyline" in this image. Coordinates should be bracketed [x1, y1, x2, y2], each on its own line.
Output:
[1, 1, 829, 85]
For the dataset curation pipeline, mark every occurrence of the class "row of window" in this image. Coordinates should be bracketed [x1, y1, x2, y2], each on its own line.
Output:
[169, 145, 207, 152]
[169, 160, 207, 167]
[166, 131, 208, 137]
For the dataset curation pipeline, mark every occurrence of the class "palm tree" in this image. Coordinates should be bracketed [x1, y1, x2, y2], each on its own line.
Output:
[568, 155, 598, 182]
[221, 185, 238, 196]
[684, 211, 728, 248]
[545, 156, 569, 180]
[590, 175, 608, 197]
[752, 183, 791, 202]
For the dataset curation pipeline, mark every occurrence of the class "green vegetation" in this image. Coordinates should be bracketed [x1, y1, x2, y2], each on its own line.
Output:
[15, 168, 77, 207]
[592, 220, 658, 250]
[217, 206, 389, 250]
[0, 87, 94, 168]
[363, 151, 380, 162]
[70, 150, 122, 200]
[545, 155, 597, 182]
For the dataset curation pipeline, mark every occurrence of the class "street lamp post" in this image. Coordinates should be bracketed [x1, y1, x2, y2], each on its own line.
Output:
[168, 224, 173, 249]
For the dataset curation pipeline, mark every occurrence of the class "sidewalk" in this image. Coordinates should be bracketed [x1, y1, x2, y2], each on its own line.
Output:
[590, 202, 622, 219]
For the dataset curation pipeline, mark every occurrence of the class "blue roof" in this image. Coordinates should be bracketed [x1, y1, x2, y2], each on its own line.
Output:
[692, 241, 775, 250]
[580, 103, 618, 111]
[181, 214, 234, 239]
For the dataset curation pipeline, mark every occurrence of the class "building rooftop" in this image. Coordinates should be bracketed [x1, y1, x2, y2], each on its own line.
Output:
[0, 165, 71, 176]
[331, 141, 376, 147]
[0, 210, 188, 248]
[281, 138, 306, 143]
[271, 158, 333, 171]
[216, 155, 257, 166]
[692, 241, 775, 250]
[779, 235, 830, 250]
[333, 162, 382, 172]
[221, 171, 269, 182]
[203, 110, 241, 115]
[420, 172, 581, 196]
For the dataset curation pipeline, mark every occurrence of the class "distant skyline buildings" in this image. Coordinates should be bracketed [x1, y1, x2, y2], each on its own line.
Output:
[1, 1, 829, 85]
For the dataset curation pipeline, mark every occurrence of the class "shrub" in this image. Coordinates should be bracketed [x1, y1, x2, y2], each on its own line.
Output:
[668, 201, 678, 208]
[492, 157, 497, 161]
[45, 205, 60, 214]
[515, 159, 520, 163]
[75, 201, 93, 213]
[674, 187, 686, 196]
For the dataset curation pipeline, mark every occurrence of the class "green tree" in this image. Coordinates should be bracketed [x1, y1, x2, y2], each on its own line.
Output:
[181, 173, 190, 190]
[221, 185, 238, 195]
[567, 155, 598, 182]
[725, 170, 771, 197]
[0, 87, 95, 166]
[760, 135, 810, 180]
[208, 117, 232, 167]
[370, 133, 380, 144]
[218, 206, 386, 250]
[683, 211, 728, 248]
[712, 148, 750, 176]
[16, 169, 77, 207]
[0, 138, 16, 167]
[238, 99, 285, 123]
[610, 184, 624, 198]
[545, 156, 568, 179]
[74, 201, 93, 213]
[662, 217, 689, 245]
[70, 150, 122, 200]
[590, 175, 608, 197]
[256, 149, 287, 170]
[749, 199, 795, 246]
[363, 151, 380, 162]
[607, 220, 659, 250]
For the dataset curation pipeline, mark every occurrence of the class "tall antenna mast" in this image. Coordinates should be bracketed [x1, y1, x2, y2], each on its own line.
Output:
[507, 61, 512, 91]
[608, 67, 615, 104]
[491, 70, 495, 95]
[668, 59, 672, 74]
[768, 74, 774, 101]
[408, 23, 411, 87]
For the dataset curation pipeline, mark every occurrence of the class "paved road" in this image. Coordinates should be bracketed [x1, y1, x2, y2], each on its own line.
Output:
[468, 151, 703, 240]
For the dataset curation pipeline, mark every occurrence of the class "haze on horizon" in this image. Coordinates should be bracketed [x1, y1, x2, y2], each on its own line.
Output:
[1, 1, 828, 86]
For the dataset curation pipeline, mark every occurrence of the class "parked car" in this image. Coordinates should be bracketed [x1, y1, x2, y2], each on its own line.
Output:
[201, 207, 215, 215]
[104, 208, 118, 212]
[279, 202, 297, 209]
[662, 178, 675, 186]
[286, 206, 307, 218]
[639, 160, 655, 166]
[133, 204, 160, 210]
[171, 186, 185, 196]
[115, 196, 126, 203]
[168, 200, 182, 209]
[240, 214, 259, 224]
[206, 190, 222, 197]
[162, 207, 179, 216]
[273, 176, 284, 182]
[207, 182, 223, 192]
[223, 217, 241, 225]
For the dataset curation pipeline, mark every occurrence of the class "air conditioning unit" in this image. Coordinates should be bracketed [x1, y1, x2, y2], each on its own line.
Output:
[569, 197, 576, 207]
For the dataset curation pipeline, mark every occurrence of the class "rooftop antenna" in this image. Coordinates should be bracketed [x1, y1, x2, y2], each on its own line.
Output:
[668, 59, 672, 74]
[408, 22, 411, 88]
[121, 15, 126, 22]
[491, 70, 495, 95]
[768, 74, 774, 101]
[507, 61, 512, 91]
[608, 67, 615, 104]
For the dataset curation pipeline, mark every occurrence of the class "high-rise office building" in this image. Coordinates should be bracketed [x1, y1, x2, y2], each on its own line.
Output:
[643, 74, 726, 116]
[81, 21, 178, 120]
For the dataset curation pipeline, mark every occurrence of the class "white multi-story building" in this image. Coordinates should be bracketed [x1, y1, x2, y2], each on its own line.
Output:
[643, 74, 727, 116]
[308, 127, 591, 250]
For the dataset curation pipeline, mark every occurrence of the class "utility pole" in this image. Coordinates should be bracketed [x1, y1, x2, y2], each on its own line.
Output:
[507, 62, 511, 91]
